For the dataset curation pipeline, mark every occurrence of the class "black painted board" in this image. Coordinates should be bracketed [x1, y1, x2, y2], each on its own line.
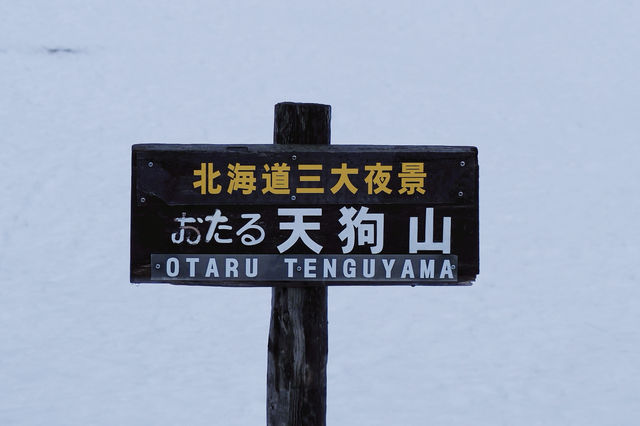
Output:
[131, 144, 479, 286]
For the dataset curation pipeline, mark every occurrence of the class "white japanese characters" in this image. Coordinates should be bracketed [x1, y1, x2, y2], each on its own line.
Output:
[204, 209, 232, 243]
[170, 206, 452, 255]
[277, 208, 323, 254]
[236, 214, 265, 246]
[409, 208, 451, 254]
[171, 211, 266, 247]
[171, 213, 202, 245]
[338, 206, 384, 254]
[161, 205, 456, 283]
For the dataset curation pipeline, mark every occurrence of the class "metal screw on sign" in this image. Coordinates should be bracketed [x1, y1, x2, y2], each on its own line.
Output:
[148, 161, 154, 167]
[291, 195, 296, 201]
[140, 197, 146, 203]
[458, 191, 464, 197]
[155, 264, 161, 270]
[291, 155, 297, 161]
[460, 160, 465, 167]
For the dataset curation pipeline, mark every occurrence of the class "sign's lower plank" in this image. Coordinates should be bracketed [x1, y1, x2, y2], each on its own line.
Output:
[142, 254, 461, 286]
[131, 204, 478, 283]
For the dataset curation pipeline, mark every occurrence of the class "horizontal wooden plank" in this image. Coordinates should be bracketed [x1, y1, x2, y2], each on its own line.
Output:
[131, 144, 479, 286]
[133, 144, 478, 206]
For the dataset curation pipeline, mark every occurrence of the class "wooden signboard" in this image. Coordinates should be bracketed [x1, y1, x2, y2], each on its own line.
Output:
[130, 144, 478, 286]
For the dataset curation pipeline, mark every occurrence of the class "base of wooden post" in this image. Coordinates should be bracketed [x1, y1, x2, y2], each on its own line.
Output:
[267, 286, 327, 426]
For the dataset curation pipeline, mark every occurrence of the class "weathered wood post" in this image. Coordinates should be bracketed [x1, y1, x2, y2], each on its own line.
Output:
[267, 102, 330, 426]
[131, 102, 479, 425]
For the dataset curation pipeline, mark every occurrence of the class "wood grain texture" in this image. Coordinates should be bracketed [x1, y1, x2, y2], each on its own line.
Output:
[267, 103, 330, 426]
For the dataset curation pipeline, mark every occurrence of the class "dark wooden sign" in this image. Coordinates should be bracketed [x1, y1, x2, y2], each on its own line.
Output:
[131, 144, 479, 285]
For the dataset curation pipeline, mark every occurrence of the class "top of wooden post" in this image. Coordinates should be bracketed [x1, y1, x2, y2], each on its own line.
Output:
[274, 102, 331, 146]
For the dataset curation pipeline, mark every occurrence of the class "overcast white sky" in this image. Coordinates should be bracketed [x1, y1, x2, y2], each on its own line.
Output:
[1, 2, 639, 425]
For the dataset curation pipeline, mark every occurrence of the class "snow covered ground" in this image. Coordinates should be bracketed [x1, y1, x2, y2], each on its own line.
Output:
[2, 1, 639, 425]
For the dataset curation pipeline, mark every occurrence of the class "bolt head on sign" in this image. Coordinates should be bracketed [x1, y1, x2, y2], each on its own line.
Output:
[130, 144, 478, 286]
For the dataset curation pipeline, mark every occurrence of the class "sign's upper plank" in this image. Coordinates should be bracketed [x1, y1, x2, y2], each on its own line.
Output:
[133, 144, 478, 206]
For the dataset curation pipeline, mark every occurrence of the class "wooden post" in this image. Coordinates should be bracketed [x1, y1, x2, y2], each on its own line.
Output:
[267, 103, 330, 426]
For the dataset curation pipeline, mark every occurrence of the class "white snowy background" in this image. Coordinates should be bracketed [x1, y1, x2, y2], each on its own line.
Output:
[1, 1, 639, 425]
